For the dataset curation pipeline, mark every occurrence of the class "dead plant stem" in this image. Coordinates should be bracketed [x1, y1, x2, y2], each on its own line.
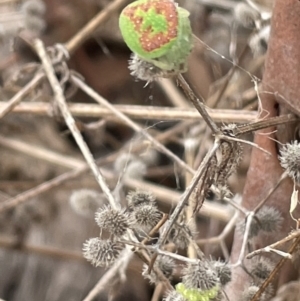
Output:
[0, 121, 195, 214]
[177, 74, 220, 134]
[197, 210, 239, 260]
[0, 235, 83, 261]
[0, 72, 44, 119]
[82, 249, 133, 301]
[253, 172, 288, 212]
[234, 114, 298, 136]
[246, 229, 300, 259]
[72, 75, 195, 175]
[157, 138, 221, 248]
[64, 0, 128, 54]
[185, 137, 198, 259]
[250, 236, 300, 301]
[157, 78, 190, 108]
[0, 171, 231, 221]
[151, 283, 164, 301]
[233, 211, 255, 267]
[34, 39, 118, 210]
[0, 101, 258, 122]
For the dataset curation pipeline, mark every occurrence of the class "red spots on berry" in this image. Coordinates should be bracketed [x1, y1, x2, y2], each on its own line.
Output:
[141, 32, 172, 52]
[132, 16, 143, 26]
[123, 0, 178, 53]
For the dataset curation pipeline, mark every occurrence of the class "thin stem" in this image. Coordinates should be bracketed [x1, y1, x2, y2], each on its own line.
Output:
[0, 121, 191, 214]
[232, 211, 255, 267]
[221, 135, 271, 156]
[64, 0, 128, 55]
[234, 114, 298, 136]
[0, 235, 83, 261]
[153, 248, 198, 263]
[0, 136, 231, 222]
[184, 137, 198, 259]
[0, 72, 44, 119]
[250, 236, 300, 301]
[197, 0, 236, 10]
[34, 39, 118, 210]
[253, 172, 288, 213]
[0, 135, 83, 169]
[141, 214, 169, 245]
[82, 249, 133, 301]
[246, 229, 300, 259]
[0, 101, 258, 122]
[72, 75, 195, 175]
[157, 78, 190, 108]
[177, 74, 220, 134]
[151, 283, 164, 301]
[157, 139, 221, 248]
[2, 99, 296, 133]
[197, 210, 239, 260]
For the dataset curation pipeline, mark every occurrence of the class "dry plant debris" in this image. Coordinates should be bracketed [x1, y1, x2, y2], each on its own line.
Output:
[0, 1, 300, 301]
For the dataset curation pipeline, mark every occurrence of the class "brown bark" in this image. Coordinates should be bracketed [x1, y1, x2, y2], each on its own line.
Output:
[226, 0, 300, 299]
[263, 0, 300, 116]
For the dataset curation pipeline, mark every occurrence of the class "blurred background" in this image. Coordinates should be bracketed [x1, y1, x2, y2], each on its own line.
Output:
[0, 0, 271, 300]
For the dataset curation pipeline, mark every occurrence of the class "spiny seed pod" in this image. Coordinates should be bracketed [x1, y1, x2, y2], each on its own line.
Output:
[182, 260, 219, 291]
[257, 206, 283, 233]
[114, 153, 136, 172]
[249, 257, 274, 280]
[241, 284, 272, 301]
[166, 222, 191, 249]
[126, 189, 156, 209]
[238, 206, 283, 239]
[95, 206, 130, 238]
[246, 0, 273, 15]
[69, 189, 105, 217]
[22, 0, 46, 16]
[114, 153, 147, 179]
[140, 147, 158, 166]
[25, 16, 46, 33]
[142, 255, 175, 284]
[176, 282, 220, 301]
[119, 0, 193, 74]
[233, 2, 260, 28]
[211, 261, 232, 286]
[241, 286, 260, 301]
[279, 141, 300, 184]
[124, 160, 147, 179]
[132, 203, 163, 232]
[249, 25, 270, 57]
[82, 237, 124, 267]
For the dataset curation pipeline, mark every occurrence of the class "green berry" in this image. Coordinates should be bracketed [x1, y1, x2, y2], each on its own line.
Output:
[175, 283, 219, 301]
[119, 0, 193, 73]
[119, 0, 177, 59]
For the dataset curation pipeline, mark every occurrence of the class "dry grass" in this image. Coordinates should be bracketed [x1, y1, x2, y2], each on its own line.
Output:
[0, 1, 299, 301]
